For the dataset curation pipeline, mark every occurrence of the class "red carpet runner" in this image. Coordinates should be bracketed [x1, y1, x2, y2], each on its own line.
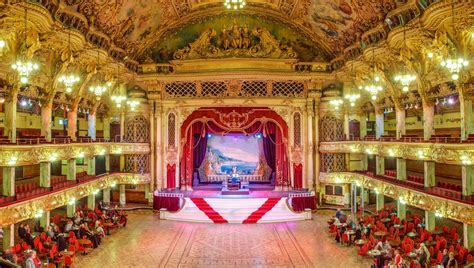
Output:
[242, 198, 281, 224]
[190, 198, 228, 223]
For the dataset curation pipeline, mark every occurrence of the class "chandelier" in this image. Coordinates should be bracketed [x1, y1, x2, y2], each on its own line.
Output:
[89, 84, 108, 100]
[111, 95, 126, 108]
[127, 100, 139, 111]
[12, 6, 39, 84]
[345, 93, 360, 107]
[224, 0, 246, 9]
[329, 99, 343, 110]
[59, 74, 80, 93]
[363, 50, 383, 100]
[394, 29, 416, 92]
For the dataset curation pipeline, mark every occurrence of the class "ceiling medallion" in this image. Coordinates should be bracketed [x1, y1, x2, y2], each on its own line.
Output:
[224, 0, 246, 10]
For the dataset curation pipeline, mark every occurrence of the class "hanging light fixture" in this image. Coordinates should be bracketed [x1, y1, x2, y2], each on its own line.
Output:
[362, 50, 383, 100]
[394, 28, 417, 92]
[110, 65, 126, 108]
[329, 99, 343, 110]
[89, 50, 110, 100]
[345, 63, 361, 107]
[127, 100, 140, 111]
[440, 0, 469, 80]
[58, 30, 80, 93]
[11, 5, 39, 84]
[224, 0, 246, 10]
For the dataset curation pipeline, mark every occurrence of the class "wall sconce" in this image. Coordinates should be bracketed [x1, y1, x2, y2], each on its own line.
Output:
[99, 149, 106, 156]
[77, 151, 85, 158]
[34, 209, 44, 218]
[417, 150, 425, 159]
[388, 149, 395, 157]
[8, 156, 17, 165]
[111, 181, 117, 188]
[68, 198, 76, 205]
[49, 153, 58, 162]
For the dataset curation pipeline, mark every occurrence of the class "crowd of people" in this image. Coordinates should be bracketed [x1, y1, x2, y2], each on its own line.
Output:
[1, 201, 128, 267]
[328, 207, 472, 268]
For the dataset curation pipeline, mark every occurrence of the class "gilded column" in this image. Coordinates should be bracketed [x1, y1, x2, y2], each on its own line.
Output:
[313, 86, 322, 200]
[4, 90, 18, 142]
[155, 102, 163, 190]
[459, 85, 474, 140]
[395, 108, 406, 140]
[148, 100, 156, 191]
[374, 105, 384, 139]
[41, 101, 53, 141]
[422, 103, 435, 140]
[306, 97, 314, 191]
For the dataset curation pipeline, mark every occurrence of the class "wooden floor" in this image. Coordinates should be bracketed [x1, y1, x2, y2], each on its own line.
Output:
[75, 210, 372, 267]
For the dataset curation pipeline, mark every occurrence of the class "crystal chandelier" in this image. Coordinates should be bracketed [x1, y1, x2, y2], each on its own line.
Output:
[89, 84, 108, 100]
[363, 51, 384, 100]
[345, 93, 360, 107]
[394, 29, 416, 92]
[329, 99, 343, 110]
[127, 100, 139, 111]
[224, 0, 246, 9]
[111, 95, 126, 108]
[11, 6, 39, 84]
[59, 74, 80, 93]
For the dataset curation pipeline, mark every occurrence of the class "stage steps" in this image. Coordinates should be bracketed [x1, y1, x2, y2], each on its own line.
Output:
[160, 197, 310, 224]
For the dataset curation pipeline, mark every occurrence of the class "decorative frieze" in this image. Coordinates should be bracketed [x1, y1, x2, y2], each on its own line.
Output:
[320, 172, 474, 224]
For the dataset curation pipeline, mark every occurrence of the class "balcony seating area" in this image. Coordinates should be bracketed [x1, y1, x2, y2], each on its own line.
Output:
[349, 134, 474, 143]
[76, 171, 95, 183]
[15, 182, 49, 200]
[407, 175, 424, 185]
[51, 175, 76, 190]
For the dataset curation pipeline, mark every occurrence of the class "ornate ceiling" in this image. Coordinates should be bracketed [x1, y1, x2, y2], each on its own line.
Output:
[62, 0, 409, 63]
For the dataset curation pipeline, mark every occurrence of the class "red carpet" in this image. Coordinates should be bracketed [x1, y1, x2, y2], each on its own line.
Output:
[243, 198, 281, 224]
[190, 198, 228, 223]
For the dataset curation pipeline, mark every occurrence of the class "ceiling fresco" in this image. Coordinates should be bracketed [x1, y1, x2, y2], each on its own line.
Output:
[62, 0, 410, 62]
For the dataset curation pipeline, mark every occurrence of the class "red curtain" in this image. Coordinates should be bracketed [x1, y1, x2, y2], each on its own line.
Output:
[166, 164, 176, 189]
[293, 163, 303, 189]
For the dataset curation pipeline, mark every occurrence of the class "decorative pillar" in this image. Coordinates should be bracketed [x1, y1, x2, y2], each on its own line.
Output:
[39, 162, 51, 188]
[422, 103, 435, 140]
[66, 204, 75, 217]
[144, 184, 152, 203]
[105, 155, 110, 173]
[463, 223, 474, 250]
[397, 200, 406, 220]
[360, 186, 365, 217]
[103, 187, 110, 204]
[119, 184, 126, 206]
[87, 113, 96, 140]
[358, 112, 367, 139]
[119, 155, 125, 172]
[307, 99, 314, 190]
[103, 116, 111, 140]
[67, 110, 77, 141]
[375, 156, 385, 176]
[2, 224, 14, 249]
[39, 211, 51, 229]
[343, 111, 350, 140]
[395, 108, 406, 140]
[67, 159, 76, 181]
[461, 165, 474, 197]
[361, 155, 368, 171]
[460, 92, 473, 140]
[2, 167, 15, 196]
[375, 106, 384, 139]
[343, 184, 350, 207]
[396, 159, 406, 180]
[314, 100, 321, 200]
[155, 103, 163, 190]
[120, 111, 125, 141]
[41, 102, 53, 141]
[87, 157, 96, 176]
[376, 193, 384, 212]
[149, 101, 155, 191]
[425, 211, 435, 231]
[4, 93, 17, 142]
[424, 161, 436, 188]
[350, 183, 357, 215]
[87, 194, 95, 210]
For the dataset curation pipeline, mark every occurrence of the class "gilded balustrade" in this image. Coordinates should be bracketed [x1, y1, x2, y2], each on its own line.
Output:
[320, 172, 474, 225]
[319, 141, 474, 165]
[0, 172, 150, 226]
[0, 143, 150, 166]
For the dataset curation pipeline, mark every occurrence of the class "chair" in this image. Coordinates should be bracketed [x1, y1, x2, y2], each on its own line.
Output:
[342, 233, 350, 246]
[357, 244, 369, 256]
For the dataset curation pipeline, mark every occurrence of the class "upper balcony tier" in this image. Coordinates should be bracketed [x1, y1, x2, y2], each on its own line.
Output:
[0, 141, 150, 166]
[319, 138, 474, 165]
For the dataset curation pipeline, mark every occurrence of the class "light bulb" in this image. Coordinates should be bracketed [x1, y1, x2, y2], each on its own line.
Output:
[452, 73, 459, 80]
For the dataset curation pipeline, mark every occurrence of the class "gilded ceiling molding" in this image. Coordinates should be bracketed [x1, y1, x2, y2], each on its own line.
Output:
[320, 172, 474, 225]
[319, 140, 474, 165]
[0, 173, 150, 226]
[0, 143, 150, 166]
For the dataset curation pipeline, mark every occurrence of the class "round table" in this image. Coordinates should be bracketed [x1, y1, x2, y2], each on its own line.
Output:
[355, 239, 367, 248]
[432, 230, 444, 235]
[61, 250, 75, 257]
[381, 218, 391, 223]
[78, 239, 92, 246]
[374, 231, 388, 238]
[406, 232, 418, 238]
[368, 250, 382, 257]
[388, 240, 401, 247]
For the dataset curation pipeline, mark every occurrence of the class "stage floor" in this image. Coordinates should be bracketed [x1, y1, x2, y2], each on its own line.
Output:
[185, 190, 292, 198]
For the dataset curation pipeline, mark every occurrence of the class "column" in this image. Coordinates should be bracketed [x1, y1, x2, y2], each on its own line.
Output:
[395, 108, 406, 140]
[360, 186, 365, 217]
[4, 92, 17, 142]
[103, 187, 110, 204]
[119, 155, 125, 172]
[87, 194, 95, 210]
[39, 211, 51, 229]
[396, 159, 407, 180]
[105, 155, 110, 173]
[375, 156, 385, 176]
[67, 110, 77, 141]
[425, 211, 435, 231]
[149, 101, 155, 190]
[376, 193, 384, 212]
[314, 102, 321, 199]
[343, 184, 350, 207]
[424, 161, 436, 188]
[66, 204, 75, 217]
[2, 167, 15, 196]
[359, 113, 367, 140]
[67, 159, 76, 181]
[461, 165, 474, 197]
[361, 155, 368, 171]
[375, 107, 384, 139]
[39, 162, 51, 188]
[397, 200, 406, 220]
[119, 184, 126, 206]
[350, 183, 357, 215]
[144, 184, 152, 203]
[343, 111, 350, 140]
[463, 223, 474, 250]
[41, 102, 53, 141]
[87, 157, 96, 176]
[88, 113, 96, 140]
[422, 103, 435, 140]
[460, 93, 473, 140]
[155, 104, 163, 189]
[2, 224, 14, 249]
[119, 111, 125, 141]
[307, 101, 314, 190]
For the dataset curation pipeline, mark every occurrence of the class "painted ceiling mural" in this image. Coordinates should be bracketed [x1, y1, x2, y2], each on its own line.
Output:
[62, 0, 410, 62]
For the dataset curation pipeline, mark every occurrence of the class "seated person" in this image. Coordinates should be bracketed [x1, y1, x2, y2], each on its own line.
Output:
[79, 223, 100, 248]
[64, 220, 74, 232]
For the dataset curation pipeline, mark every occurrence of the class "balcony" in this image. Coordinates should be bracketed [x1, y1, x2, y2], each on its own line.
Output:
[0, 172, 150, 225]
[320, 172, 474, 224]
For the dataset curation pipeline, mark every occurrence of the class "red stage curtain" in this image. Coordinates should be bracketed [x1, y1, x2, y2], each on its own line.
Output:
[291, 196, 316, 212]
[166, 164, 176, 189]
[293, 163, 303, 189]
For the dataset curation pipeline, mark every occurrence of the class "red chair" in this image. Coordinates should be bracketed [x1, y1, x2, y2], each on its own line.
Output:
[342, 233, 350, 246]
[64, 255, 73, 267]
[358, 244, 369, 256]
